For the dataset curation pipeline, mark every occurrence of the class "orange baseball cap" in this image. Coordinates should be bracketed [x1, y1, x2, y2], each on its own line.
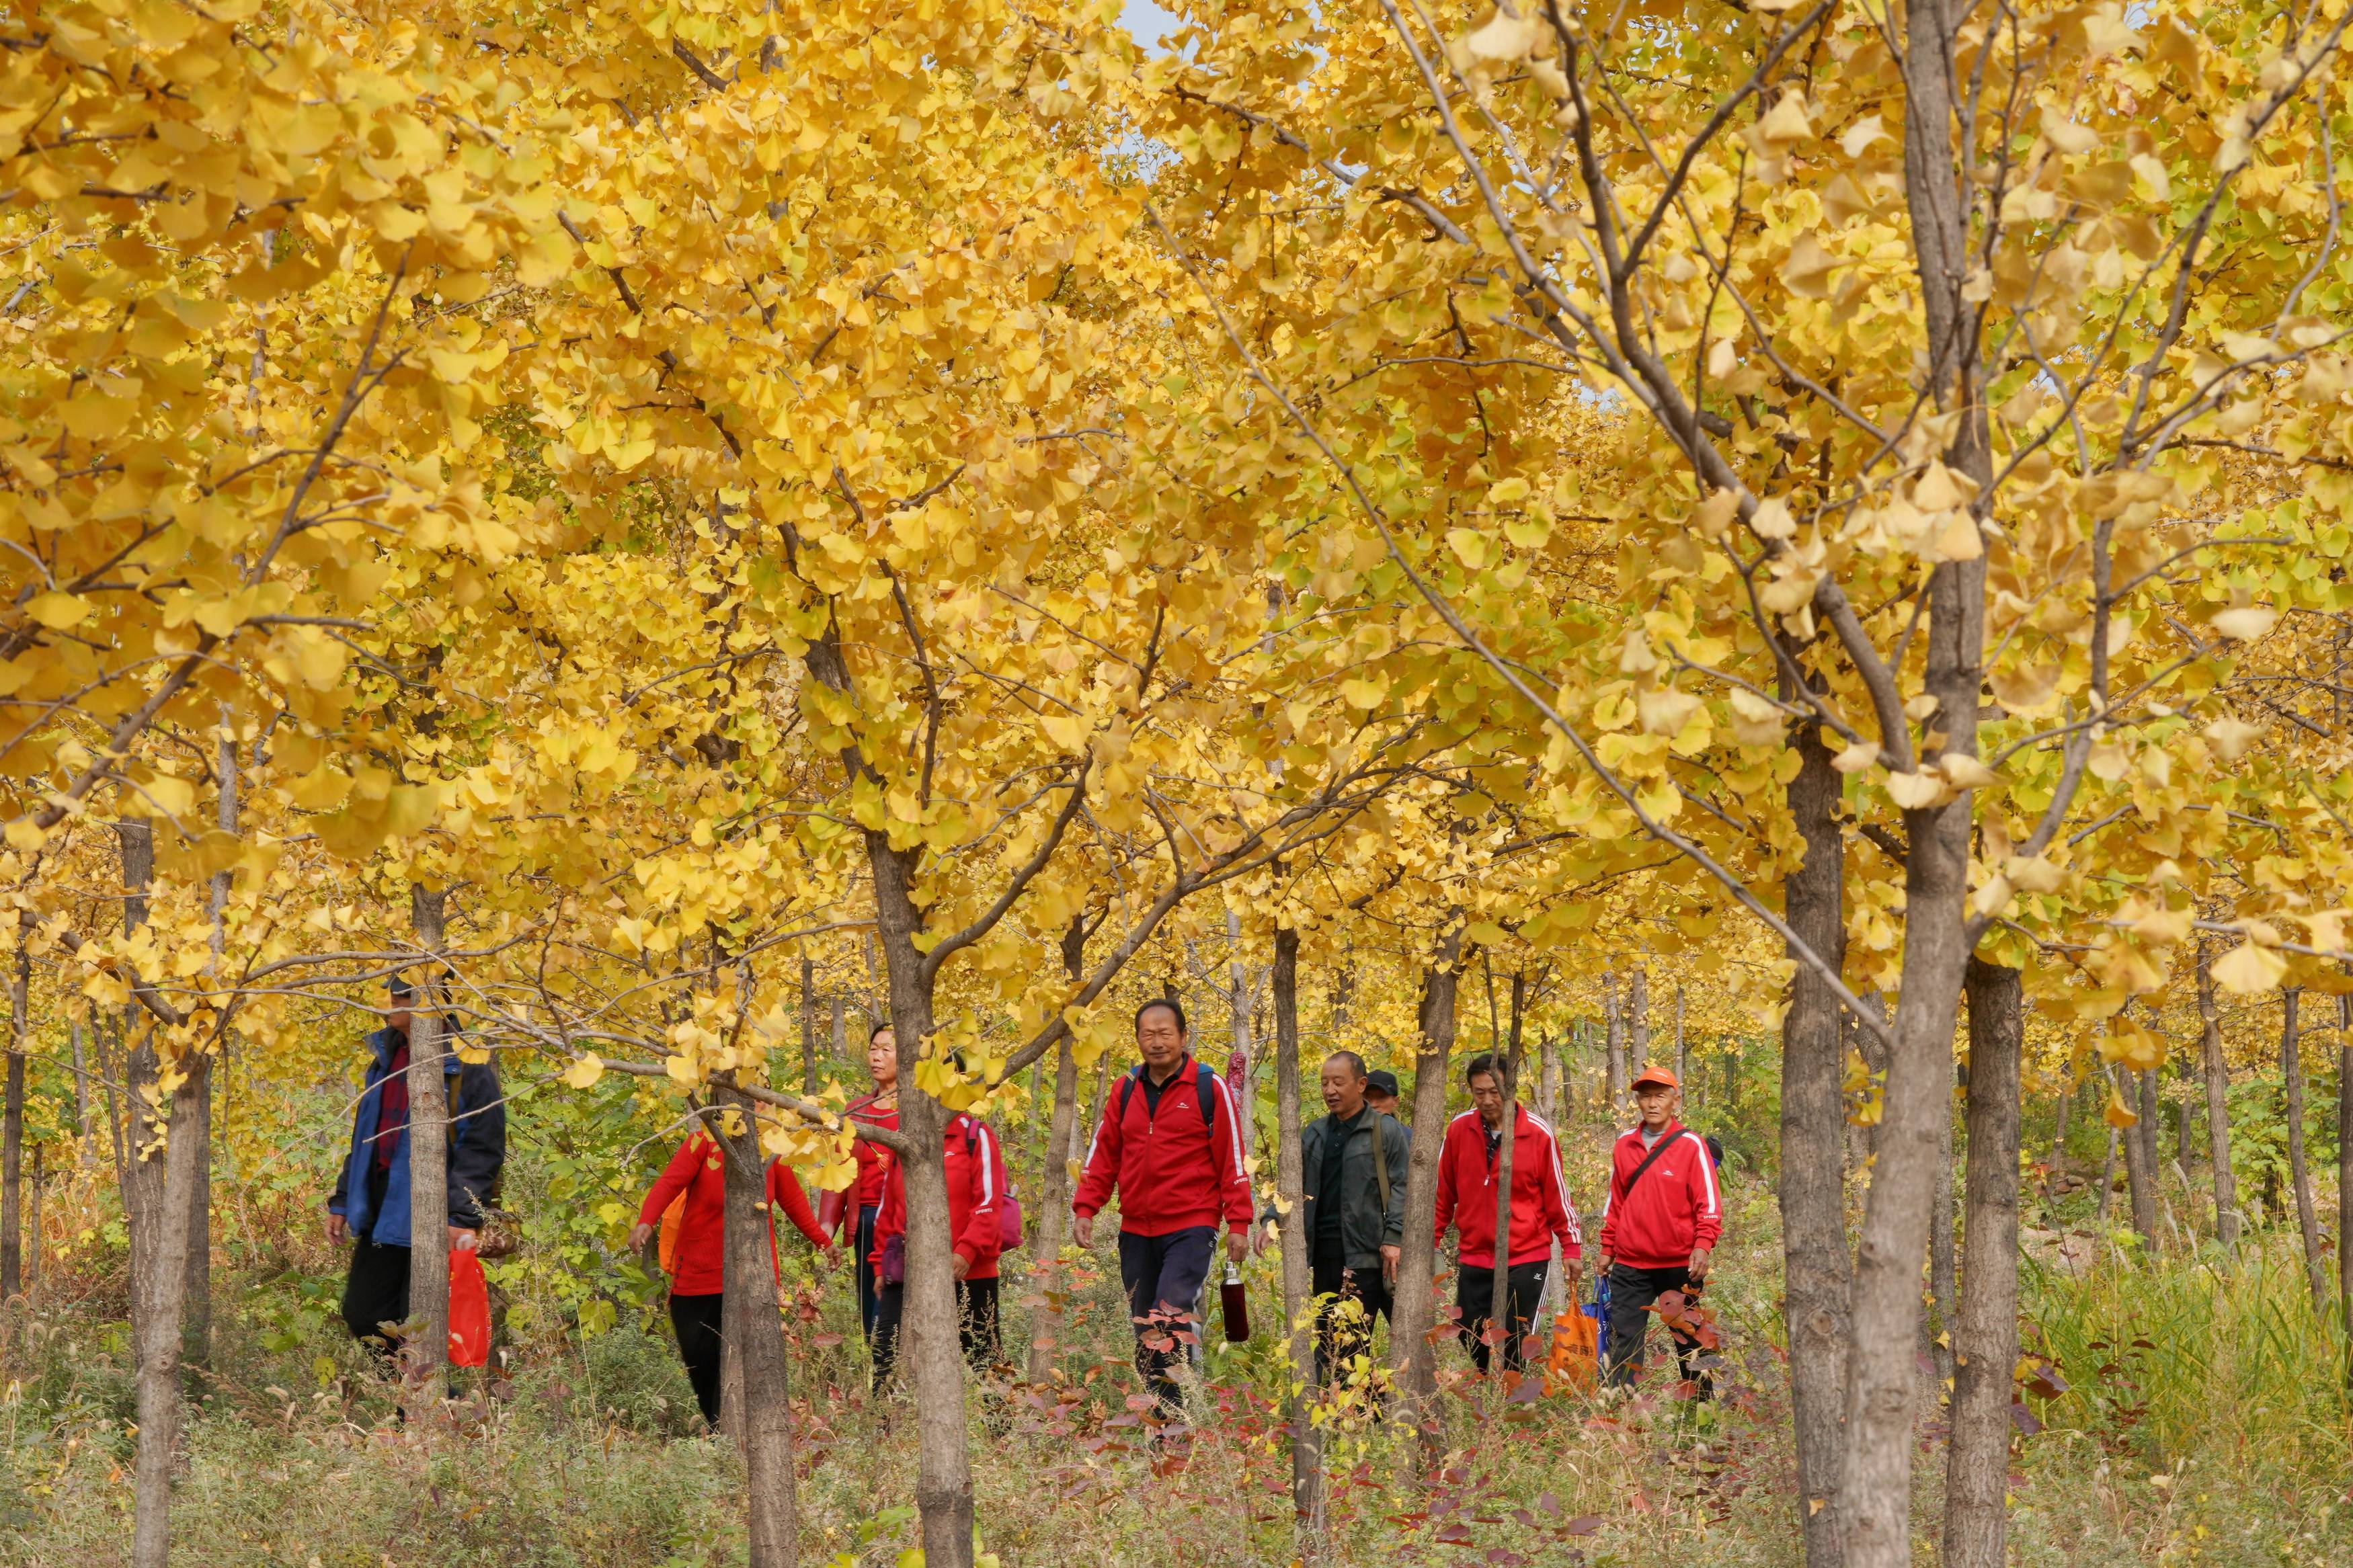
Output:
[1630, 1063, 1679, 1090]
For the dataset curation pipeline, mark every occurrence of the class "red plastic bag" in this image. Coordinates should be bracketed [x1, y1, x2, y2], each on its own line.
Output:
[448, 1248, 491, 1368]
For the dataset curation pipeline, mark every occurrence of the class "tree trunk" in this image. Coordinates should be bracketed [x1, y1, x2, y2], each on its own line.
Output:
[2116, 1064, 2157, 1243]
[1486, 972, 1527, 1383]
[1673, 983, 1687, 1093]
[1627, 968, 1650, 1081]
[2338, 994, 2352, 1362]
[1927, 1062, 1957, 1387]
[830, 991, 846, 1067]
[25, 1143, 38, 1292]
[1270, 925, 1323, 1542]
[2280, 989, 2326, 1313]
[70, 1015, 91, 1160]
[801, 954, 820, 1095]
[716, 1080, 799, 1568]
[2137, 1069, 2163, 1231]
[1391, 928, 1463, 1477]
[1602, 971, 1626, 1123]
[2047, 1076, 2070, 1206]
[1779, 694, 1851, 1568]
[1943, 958, 2023, 1568]
[403, 883, 452, 1406]
[1, 941, 22, 1302]
[187, 728, 235, 1368]
[2199, 942, 2240, 1249]
[867, 841, 973, 1568]
[1025, 917, 1087, 1383]
[1225, 906, 1256, 1164]
[2095, 1123, 2117, 1223]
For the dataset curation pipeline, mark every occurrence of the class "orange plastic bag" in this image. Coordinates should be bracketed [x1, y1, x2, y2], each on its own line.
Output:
[656, 1190, 688, 1274]
[448, 1248, 491, 1368]
[1544, 1307, 1597, 1395]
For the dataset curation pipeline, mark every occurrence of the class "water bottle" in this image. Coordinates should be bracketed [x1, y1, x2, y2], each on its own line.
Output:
[1220, 1260, 1250, 1344]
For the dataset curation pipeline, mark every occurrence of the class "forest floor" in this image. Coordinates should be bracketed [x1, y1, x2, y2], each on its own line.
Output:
[2, 1176, 2350, 1565]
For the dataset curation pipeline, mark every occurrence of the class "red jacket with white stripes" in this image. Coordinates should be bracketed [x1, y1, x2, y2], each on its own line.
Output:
[635, 1131, 830, 1298]
[873, 1112, 1005, 1281]
[1597, 1120, 1723, 1268]
[1432, 1105, 1582, 1269]
[1072, 1055, 1254, 1237]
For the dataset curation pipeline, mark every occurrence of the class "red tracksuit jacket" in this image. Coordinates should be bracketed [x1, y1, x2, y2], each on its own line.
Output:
[1433, 1105, 1583, 1268]
[636, 1130, 831, 1297]
[873, 1112, 1005, 1281]
[1597, 1120, 1723, 1268]
[820, 1092, 902, 1240]
[1073, 1055, 1254, 1237]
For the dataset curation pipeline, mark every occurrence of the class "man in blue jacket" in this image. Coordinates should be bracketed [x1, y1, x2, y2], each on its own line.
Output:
[325, 977, 506, 1350]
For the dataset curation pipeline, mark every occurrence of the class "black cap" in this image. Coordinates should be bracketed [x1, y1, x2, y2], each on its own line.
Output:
[387, 976, 415, 999]
[1365, 1069, 1401, 1098]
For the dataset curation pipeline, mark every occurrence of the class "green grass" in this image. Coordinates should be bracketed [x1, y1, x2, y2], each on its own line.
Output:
[5, 1179, 2351, 1565]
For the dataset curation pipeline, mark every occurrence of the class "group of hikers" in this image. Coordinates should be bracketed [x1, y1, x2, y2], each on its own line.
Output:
[324, 983, 1724, 1431]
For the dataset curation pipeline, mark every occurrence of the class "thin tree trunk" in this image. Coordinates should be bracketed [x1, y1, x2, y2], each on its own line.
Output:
[2047, 1076, 2070, 1206]
[25, 1143, 38, 1292]
[2280, 989, 2326, 1313]
[1392, 927, 1463, 1477]
[801, 954, 820, 1095]
[1602, 970, 1626, 1123]
[1226, 906, 1255, 1165]
[867, 841, 973, 1568]
[187, 729, 235, 1367]
[1, 940, 22, 1301]
[2137, 1069, 2163, 1231]
[2116, 1064, 2157, 1243]
[1628, 968, 1649, 1081]
[1944, 958, 2023, 1568]
[1673, 983, 1687, 1092]
[70, 1016, 91, 1161]
[716, 1079, 799, 1568]
[830, 991, 846, 1067]
[403, 883, 452, 1405]
[2095, 1123, 2117, 1223]
[1025, 917, 1086, 1383]
[1779, 691, 1851, 1568]
[2338, 994, 2352, 1363]
[1486, 971, 1526, 1383]
[1927, 1061, 1957, 1387]
[1271, 925, 1323, 1542]
[2199, 941, 2241, 1249]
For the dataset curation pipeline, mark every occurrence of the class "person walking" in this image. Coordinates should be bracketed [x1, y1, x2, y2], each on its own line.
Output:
[627, 1123, 835, 1428]
[869, 1108, 1006, 1382]
[1364, 1068, 1407, 1133]
[1597, 1064, 1720, 1393]
[1072, 999, 1254, 1419]
[1284, 1050, 1409, 1387]
[817, 1022, 901, 1346]
[1433, 1052, 1581, 1378]
[325, 977, 507, 1354]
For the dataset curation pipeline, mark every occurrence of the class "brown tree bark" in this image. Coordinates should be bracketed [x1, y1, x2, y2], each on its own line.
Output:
[186, 729, 236, 1367]
[1, 940, 22, 1302]
[715, 1080, 799, 1568]
[2198, 941, 2241, 1249]
[2280, 989, 2326, 1313]
[2115, 1064, 2157, 1243]
[1601, 969, 1626, 1122]
[801, 953, 820, 1096]
[1627, 967, 1650, 1079]
[403, 882, 452, 1406]
[1943, 958, 2023, 1568]
[1927, 1063, 1957, 1387]
[2095, 1122, 2118, 1223]
[2338, 994, 2352, 1362]
[1780, 695, 1851, 1568]
[24, 1143, 38, 1292]
[1673, 983, 1687, 1096]
[69, 1014, 91, 1159]
[1024, 916, 1087, 1383]
[1390, 927, 1463, 1477]
[1269, 925, 1323, 1542]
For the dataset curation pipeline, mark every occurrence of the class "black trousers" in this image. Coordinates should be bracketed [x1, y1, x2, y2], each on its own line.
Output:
[871, 1276, 1002, 1385]
[853, 1204, 881, 1342]
[1455, 1259, 1548, 1376]
[1117, 1226, 1216, 1415]
[668, 1291, 725, 1427]
[1310, 1249, 1390, 1388]
[1605, 1262, 1708, 1394]
[341, 1239, 411, 1352]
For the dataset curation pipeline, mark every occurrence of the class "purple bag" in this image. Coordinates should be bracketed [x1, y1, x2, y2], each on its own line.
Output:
[997, 1192, 1024, 1252]
[877, 1233, 906, 1286]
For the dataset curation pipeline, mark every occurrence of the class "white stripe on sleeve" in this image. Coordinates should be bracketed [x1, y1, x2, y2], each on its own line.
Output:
[1683, 1131, 1720, 1216]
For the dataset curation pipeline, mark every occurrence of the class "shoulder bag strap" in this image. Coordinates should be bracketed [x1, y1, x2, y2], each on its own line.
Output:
[1371, 1112, 1390, 1215]
[1618, 1132, 1681, 1208]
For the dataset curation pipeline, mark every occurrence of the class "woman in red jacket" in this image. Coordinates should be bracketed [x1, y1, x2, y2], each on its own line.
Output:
[869, 1109, 1005, 1384]
[816, 1023, 902, 1348]
[629, 1123, 834, 1428]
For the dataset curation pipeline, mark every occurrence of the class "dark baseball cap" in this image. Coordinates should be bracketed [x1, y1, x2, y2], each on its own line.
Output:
[1365, 1069, 1401, 1098]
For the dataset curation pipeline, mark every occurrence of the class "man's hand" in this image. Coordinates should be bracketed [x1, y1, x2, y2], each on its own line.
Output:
[325, 1211, 347, 1247]
[1559, 1260, 1583, 1296]
[1687, 1245, 1712, 1281]
[1226, 1229, 1248, 1265]
[448, 1226, 479, 1253]
[813, 1243, 840, 1274]
[952, 1250, 970, 1281]
[1072, 1213, 1094, 1249]
[1380, 1243, 1401, 1286]
[627, 1221, 655, 1252]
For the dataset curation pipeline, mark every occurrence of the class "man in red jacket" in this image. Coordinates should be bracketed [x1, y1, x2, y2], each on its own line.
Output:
[1433, 1052, 1581, 1376]
[1597, 1064, 1722, 1393]
[870, 1108, 1005, 1382]
[1072, 998, 1254, 1417]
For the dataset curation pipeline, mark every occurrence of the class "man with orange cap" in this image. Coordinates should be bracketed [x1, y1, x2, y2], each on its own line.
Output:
[1596, 1063, 1720, 1393]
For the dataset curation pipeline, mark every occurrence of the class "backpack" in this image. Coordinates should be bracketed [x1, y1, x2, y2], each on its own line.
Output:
[1114, 1061, 1219, 1132]
[958, 1120, 1023, 1251]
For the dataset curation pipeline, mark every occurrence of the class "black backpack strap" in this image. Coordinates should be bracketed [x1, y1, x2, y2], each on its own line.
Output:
[1197, 1061, 1218, 1130]
[1116, 1065, 1142, 1123]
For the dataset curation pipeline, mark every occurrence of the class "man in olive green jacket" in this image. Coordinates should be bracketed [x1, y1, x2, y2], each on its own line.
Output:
[1270, 1050, 1411, 1384]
